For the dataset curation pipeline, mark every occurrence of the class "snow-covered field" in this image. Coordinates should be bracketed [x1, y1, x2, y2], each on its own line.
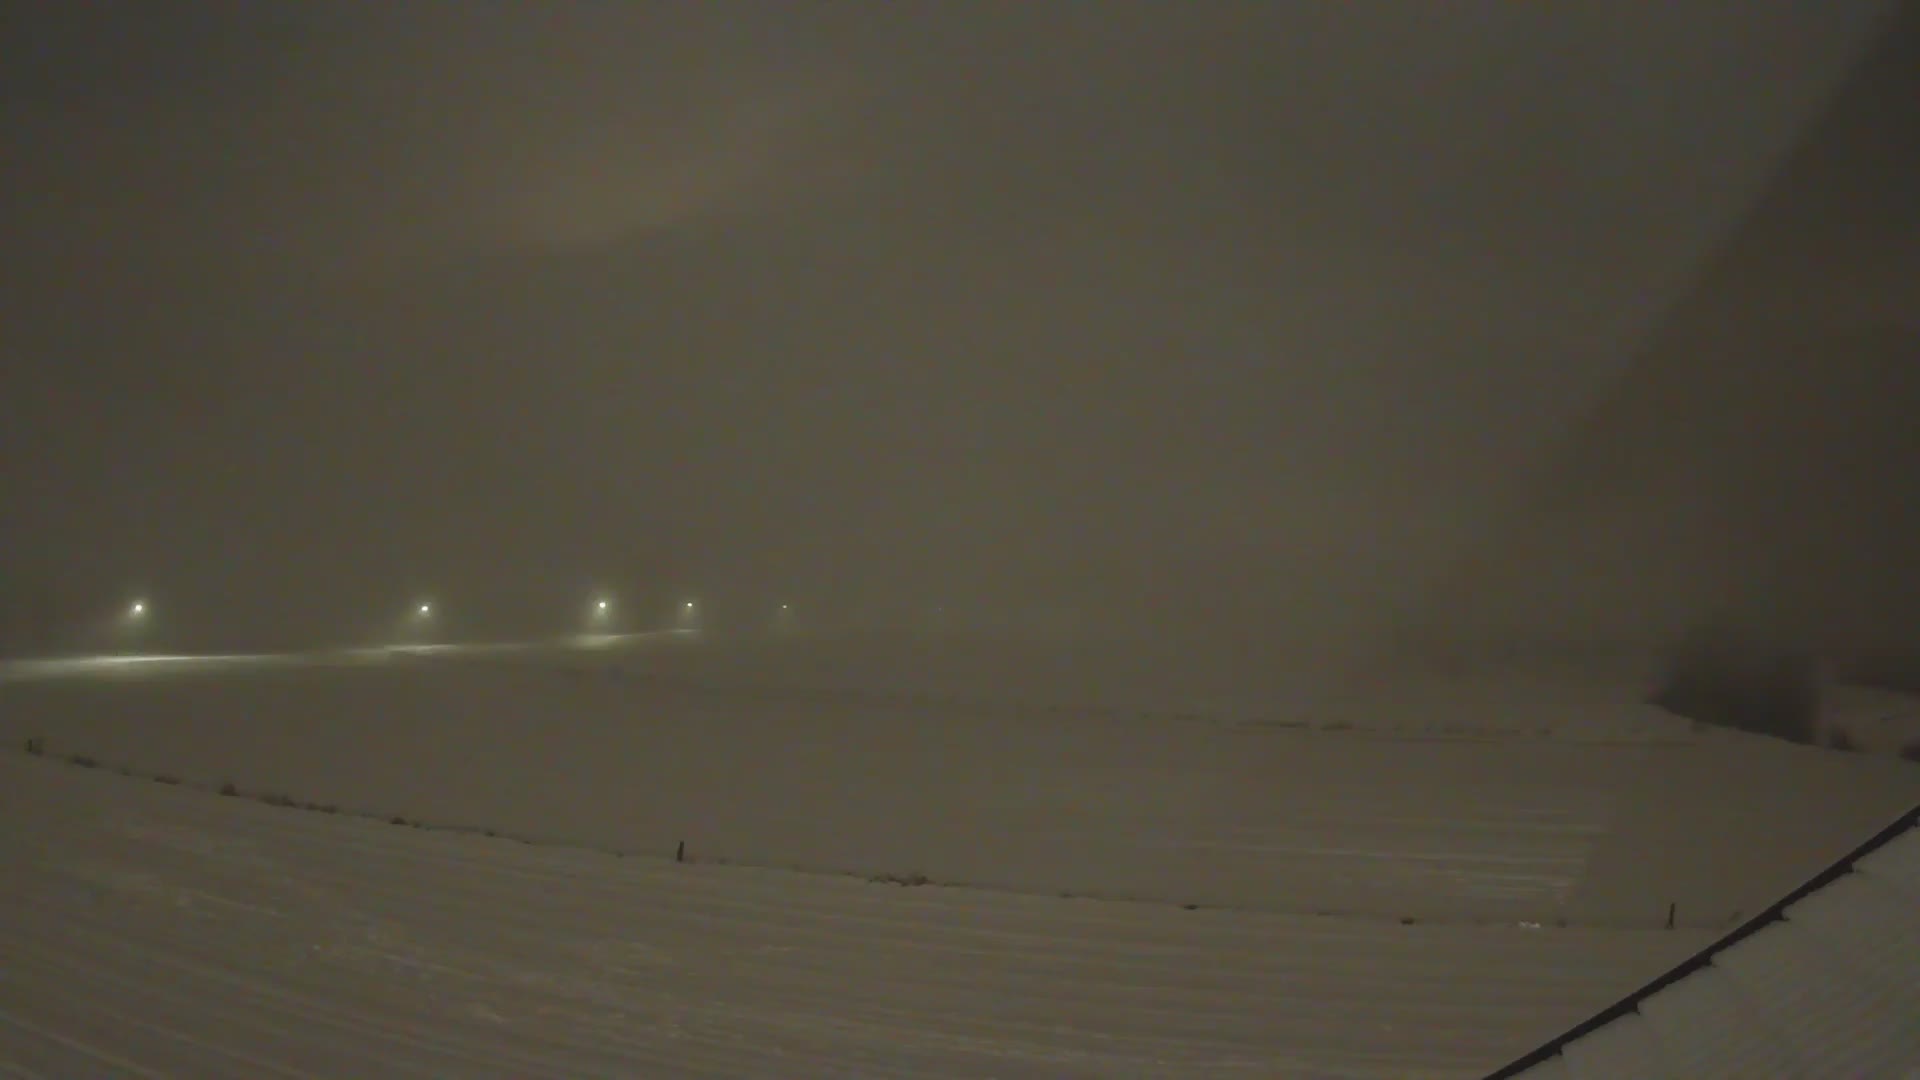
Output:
[4, 633, 1917, 1075]
[0, 752, 1714, 1078]
[542, 632, 1691, 739]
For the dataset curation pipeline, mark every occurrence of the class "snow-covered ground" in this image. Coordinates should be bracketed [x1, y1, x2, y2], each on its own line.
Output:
[544, 632, 1689, 739]
[1819, 682, 1920, 754]
[3, 632, 1917, 1075]
[0, 751, 1710, 1078]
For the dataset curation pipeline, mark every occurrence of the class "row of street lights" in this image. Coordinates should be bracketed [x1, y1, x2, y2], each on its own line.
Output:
[108, 597, 838, 626]
[114, 595, 726, 635]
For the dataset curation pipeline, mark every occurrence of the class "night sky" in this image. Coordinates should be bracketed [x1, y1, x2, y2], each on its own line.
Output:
[0, 3, 1899, 649]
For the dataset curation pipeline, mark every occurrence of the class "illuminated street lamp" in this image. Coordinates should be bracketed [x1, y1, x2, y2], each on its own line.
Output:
[113, 596, 153, 652]
[118, 598, 152, 642]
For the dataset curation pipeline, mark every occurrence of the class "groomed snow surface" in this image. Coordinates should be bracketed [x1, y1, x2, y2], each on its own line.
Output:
[4, 633, 1918, 1077]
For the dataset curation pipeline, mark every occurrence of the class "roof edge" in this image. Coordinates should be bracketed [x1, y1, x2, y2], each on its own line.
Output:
[1484, 800, 1920, 1078]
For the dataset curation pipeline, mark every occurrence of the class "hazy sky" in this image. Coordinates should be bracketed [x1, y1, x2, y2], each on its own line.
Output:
[1427, 0, 1920, 653]
[0, 2, 1897, 643]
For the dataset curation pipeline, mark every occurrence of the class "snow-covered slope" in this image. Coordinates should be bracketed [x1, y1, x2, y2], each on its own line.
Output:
[0, 753, 1711, 1078]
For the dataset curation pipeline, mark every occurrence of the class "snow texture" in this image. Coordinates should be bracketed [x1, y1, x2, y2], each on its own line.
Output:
[3, 634, 1917, 1075]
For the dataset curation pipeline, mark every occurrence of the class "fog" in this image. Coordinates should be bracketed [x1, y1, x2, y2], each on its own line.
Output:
[1426, 0, 1920, 665]
[1, 3, 1906, 655]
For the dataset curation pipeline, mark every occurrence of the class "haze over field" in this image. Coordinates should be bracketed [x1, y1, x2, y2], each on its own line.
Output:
[4, 3, 1909, 659]
[5, 5, 1919, 1075]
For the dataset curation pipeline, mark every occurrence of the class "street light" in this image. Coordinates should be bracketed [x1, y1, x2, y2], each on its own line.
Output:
[119, 599, 151, 642]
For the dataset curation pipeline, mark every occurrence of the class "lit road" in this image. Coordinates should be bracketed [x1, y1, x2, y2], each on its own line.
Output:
[0, 630, 696, 685]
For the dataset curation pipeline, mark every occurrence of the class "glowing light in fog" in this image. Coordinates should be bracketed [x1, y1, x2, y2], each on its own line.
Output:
[128, 601, 147, 617]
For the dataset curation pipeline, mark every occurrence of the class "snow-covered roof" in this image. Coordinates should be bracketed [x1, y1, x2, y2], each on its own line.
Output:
[1489, 803, 1920, 1078]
